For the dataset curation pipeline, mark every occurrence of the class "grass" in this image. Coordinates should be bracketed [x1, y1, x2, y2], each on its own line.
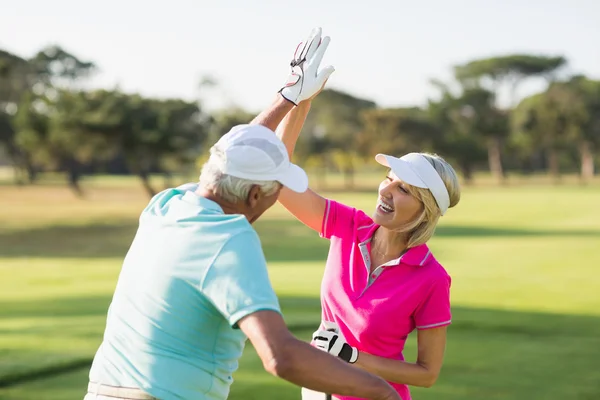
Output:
[0, 174, 600, 399]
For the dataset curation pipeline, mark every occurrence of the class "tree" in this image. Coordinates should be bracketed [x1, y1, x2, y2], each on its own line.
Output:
[0, 49, 37, 182]
[512, 88, 575, 182]
[29, 45, 96, 90]
[303, 89, 376, 188]
[512, 76, 600, 183]
[193, 107, 257, 175]
[359, 107, 441, 156]
[84, 91, 206, 197]
[13, 89, 115, 196]
[564, 77, 600, 182]
[0, 49, 35, 106]
[12, 91, 51, 185]
[8, 46, 99, 191]
[427, 82, 491, 183]
[49, 89, 116, 195]
[455, 54, 567, 182]
[152, 98, 207, 188]
[208, 107, 256, 143]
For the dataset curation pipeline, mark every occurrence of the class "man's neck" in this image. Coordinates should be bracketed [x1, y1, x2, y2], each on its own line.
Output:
[195, 187, 247, 218]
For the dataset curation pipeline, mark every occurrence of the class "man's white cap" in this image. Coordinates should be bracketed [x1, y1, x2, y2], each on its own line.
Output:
[213, 124, 309, 193]
[375, 153, 450, 215]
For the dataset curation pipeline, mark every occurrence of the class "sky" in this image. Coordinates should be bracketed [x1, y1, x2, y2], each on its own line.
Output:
[2, 0, 599, 112]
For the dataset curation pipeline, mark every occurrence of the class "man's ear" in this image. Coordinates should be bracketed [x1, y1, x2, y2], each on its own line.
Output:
[247, 185, 262, 208]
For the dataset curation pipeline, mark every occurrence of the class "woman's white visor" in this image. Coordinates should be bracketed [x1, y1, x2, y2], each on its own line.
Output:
[375, 153, 450, 215]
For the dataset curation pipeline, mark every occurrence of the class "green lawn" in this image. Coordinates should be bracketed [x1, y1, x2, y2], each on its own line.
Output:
[1, 176, 600, 399]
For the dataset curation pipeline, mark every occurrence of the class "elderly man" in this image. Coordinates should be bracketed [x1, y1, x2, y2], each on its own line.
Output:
[85, 28, 400, 400]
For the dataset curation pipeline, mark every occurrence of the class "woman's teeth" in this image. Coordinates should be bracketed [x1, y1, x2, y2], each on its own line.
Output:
[378, 200, 394, 213]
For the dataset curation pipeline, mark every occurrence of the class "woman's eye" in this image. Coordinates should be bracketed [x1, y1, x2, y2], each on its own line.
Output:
[398, 186, 408, 193]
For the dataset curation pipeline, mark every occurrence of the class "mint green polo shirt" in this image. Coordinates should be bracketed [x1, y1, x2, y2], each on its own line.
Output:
[89, 184, 281, 399]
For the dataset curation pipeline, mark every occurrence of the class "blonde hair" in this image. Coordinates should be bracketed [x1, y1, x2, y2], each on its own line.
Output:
[395, 153, 461, 248]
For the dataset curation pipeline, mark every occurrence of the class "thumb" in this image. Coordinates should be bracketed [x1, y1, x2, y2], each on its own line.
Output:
[315, 65, 335, 91]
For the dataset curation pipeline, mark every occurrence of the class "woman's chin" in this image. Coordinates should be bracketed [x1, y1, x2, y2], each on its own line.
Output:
[373, 208, 393, 226]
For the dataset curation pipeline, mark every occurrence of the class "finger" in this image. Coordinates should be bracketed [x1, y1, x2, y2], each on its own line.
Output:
[300, 27, 321, 61]
[314, 65, 335, 90]
[313, 330, 330, 339]
[314, 340, 329, 351]
[310, 36, 330, 67]
[322, 321, 340, 333]
[293, 41, 304, 59]
[304, 27, 323, 60]
[329, 336, 345, 355]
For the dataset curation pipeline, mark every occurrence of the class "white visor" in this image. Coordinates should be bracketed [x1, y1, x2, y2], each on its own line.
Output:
[375, 153, 450, 215]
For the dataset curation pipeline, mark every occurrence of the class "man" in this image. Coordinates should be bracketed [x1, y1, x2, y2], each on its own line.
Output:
[85, 28, 401, 400]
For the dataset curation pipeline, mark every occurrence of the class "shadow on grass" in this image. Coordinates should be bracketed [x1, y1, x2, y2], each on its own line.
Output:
[1, 291, 600, 398]
[0, 295, 112, 320]
[0, 219, 332, 261]
[2, 218, 600, 260]
[435, 225, 600, 238]
[6, 293, 599, 337]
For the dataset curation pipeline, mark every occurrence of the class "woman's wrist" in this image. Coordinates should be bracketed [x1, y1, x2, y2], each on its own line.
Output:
[295, 100, 312, 111]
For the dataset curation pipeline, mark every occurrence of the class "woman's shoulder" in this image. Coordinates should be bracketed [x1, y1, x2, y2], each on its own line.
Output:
[422, 252, 452, 285]
[408, 245, 451, 281]
[325, 199, 377, 238]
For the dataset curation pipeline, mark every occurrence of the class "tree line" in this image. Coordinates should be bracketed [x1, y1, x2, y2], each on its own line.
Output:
[1, 45, 598, 196]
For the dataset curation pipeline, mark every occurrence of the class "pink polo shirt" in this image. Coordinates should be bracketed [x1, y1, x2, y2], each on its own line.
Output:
[319, 200, 452, 400]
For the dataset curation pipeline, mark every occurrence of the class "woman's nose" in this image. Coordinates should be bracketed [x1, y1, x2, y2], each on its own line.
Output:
[379, 183, 393, 198]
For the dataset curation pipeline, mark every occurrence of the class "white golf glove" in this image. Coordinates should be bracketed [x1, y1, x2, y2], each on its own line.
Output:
[312, 328, 358, 364]
[279, 27, 335, 105]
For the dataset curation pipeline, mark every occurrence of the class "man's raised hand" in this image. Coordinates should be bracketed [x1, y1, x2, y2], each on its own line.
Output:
[279, 27, 335, 105]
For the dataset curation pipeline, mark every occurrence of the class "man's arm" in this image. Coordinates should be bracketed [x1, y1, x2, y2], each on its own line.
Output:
[250, 94, 295, 132]
[238, 310, 400, 400]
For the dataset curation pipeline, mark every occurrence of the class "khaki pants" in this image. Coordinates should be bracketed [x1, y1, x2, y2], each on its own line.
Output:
[301, 387, 334, 400]
[85, 382, 157, 400]
[84, 395, 135, 400]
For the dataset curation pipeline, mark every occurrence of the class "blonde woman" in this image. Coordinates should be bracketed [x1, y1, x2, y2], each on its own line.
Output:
[276, 90, 461, 399]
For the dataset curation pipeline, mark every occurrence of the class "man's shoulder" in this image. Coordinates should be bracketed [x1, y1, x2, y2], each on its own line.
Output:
[219, 227, 262, 257]
[202, 227, 266, 287]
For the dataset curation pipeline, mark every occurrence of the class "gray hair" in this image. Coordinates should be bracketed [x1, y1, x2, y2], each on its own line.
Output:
[199, 144, 281, 203]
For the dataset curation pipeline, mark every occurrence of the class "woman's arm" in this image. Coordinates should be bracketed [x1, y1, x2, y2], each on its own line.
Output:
[276, 100, 311, 159]
[354, 327, 448, 388]
[250, 95, 295, 132]
[276, 101, 327, 232]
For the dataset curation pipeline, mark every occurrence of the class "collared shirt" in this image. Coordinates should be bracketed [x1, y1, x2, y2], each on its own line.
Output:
[320, 200, 452, 400]
[89, 184, 281, 400]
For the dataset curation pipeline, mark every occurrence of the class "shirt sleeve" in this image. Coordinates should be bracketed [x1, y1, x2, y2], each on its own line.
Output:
[200, 230, 281, 328]
[414, 275, 452, 330]
[320, 199, 360, 240]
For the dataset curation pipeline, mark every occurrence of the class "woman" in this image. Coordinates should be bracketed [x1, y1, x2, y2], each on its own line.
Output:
[276, 99, 461, 400]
